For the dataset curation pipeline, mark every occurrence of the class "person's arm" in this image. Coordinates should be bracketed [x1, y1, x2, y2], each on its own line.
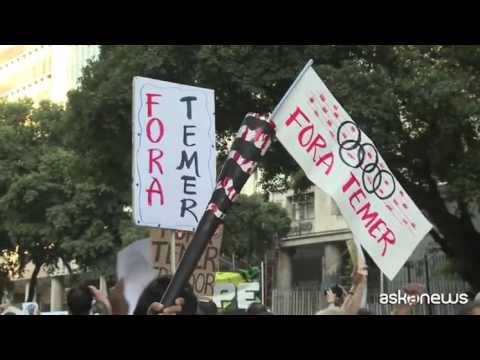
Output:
[341, 269, 368, 315]
[325, 289, 337, 309]
[0, 304, 8, 315]
[89, 286, 112, 315]
[108, 279, 129, 315]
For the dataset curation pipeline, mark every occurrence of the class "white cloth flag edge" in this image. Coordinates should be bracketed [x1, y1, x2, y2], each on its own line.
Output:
[116, 238, 159, 314]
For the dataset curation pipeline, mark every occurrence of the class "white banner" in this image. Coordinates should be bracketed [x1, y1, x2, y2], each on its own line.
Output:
[132, 77, 216, 231]
[117, 237, 159, 314]
[271, 62, 432, 280]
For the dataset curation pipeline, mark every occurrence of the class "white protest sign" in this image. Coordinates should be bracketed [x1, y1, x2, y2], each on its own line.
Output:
[271, 61, 433, 280]
[117, 237, 159, 314]
[212, 282, 261, 310]
[237, 282, 260, 310]
[212, 283, 236, 309]
[132, 77, 216, 231]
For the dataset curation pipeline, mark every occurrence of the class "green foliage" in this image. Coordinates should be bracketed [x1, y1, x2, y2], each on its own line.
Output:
[0, 99, 124, 294]
[222, 194, 291, 265]
[238, 266, 260, 282]
[119, 217, 149, 248]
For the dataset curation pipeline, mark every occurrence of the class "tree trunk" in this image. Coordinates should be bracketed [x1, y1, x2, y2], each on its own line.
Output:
[427, 188, 480, 291]
[396, 170, 480, 292]
[27, 262, 42, 302]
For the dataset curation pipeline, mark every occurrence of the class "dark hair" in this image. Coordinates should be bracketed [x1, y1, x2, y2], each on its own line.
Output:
[197, 300, 218, 315]
[67, 285, 93, 315]
[133, 275, 197, 315]
[457, 300, 480, 315]
[247, 303, 272, 315]
[3, 312, 16, 315]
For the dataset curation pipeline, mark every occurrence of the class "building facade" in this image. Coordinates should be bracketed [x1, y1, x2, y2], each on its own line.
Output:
[270, 186, 353, 290]
[242, 173, 354, 291]
[0, 45, 100, 104]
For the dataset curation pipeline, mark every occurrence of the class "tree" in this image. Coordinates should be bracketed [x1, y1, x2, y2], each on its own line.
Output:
[207, 46, 480, 291]
[61, 45, 348, 266]
[0, 99, 50, 298]
[0, 147, 77, 300]
[222, 194, 291, 266]
[0, 100, 124, 300]
[372, 46, 480, 291]
[64, 45, 480, 290]
[0, 220, 16, 283]
[64, 46, 357, 198]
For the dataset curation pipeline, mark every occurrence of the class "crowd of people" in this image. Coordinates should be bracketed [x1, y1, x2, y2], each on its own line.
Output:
[1, 269, 480, 315]
[0, 274, 274, 316]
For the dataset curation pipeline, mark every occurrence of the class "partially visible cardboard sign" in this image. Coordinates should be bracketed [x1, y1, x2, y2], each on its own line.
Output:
[149, 225, 224, 297]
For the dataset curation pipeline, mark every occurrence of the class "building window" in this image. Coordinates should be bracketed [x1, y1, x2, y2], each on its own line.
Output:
[287, 192, 315, 221]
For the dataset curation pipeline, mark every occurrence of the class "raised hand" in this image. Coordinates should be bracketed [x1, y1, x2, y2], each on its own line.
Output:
[89, 285, 112, 315]
[109, 279, 129, 315]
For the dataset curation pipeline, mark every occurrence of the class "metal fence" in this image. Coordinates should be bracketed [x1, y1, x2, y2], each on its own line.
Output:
[272, 288, 326, 315]
[272, 253, 470, 315]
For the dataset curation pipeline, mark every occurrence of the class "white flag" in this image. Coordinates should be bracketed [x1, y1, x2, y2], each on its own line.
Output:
[271, 61, 433, 280]
[117, 238, 159, 314]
